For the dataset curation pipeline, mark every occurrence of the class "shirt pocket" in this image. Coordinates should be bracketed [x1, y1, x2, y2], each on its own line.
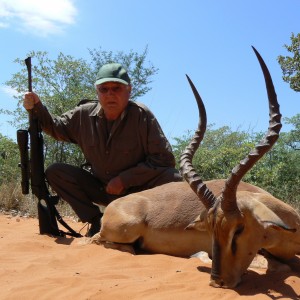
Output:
[115, 139, 139, 156]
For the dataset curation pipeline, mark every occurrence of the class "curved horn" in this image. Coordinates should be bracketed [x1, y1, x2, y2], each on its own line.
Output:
[221, 46, 282, 212]
[180, 75, 217, 210]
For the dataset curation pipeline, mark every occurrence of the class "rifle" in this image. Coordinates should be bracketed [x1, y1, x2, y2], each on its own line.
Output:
[17, 57, 82, 238]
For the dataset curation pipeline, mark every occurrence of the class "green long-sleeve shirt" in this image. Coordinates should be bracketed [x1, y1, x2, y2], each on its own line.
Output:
[34, 100, 178, 189]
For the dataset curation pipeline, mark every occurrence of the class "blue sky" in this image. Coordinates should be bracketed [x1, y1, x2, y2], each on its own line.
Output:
[0, 0, 299, 143]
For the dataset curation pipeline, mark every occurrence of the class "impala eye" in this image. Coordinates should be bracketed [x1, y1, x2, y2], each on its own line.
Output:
[231, 225, 244, 255]
[234, 225, 244, 237]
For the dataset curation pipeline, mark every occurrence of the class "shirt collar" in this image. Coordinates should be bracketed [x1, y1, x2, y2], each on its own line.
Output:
[88, 102, 101, 117]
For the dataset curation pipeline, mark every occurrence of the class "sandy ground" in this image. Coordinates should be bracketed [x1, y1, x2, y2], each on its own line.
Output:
[1, 214, 300, 300]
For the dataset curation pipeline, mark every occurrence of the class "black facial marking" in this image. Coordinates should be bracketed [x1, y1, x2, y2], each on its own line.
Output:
[231, 225, 244, 255]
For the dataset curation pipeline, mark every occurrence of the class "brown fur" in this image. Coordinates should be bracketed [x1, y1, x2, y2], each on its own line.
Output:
[92, 180, 269, 257]
[199, 192, 300, 288]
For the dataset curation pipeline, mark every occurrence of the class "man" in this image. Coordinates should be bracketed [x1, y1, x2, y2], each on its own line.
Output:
[24, 63, 182, 237]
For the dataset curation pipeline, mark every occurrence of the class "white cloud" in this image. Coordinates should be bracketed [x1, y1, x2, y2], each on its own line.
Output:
[0, 0, 77, 37]
[0, 21, 8, 28]
[0, 85, 20, 98]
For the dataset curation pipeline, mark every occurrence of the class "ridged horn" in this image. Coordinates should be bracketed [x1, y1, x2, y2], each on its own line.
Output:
[180, 75, 217, 210]
[221, 46, 282, 212]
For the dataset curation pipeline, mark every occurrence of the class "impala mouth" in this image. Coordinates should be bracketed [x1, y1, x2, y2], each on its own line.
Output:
[210, 275, 241, 289]
[209, 277, 224, 288]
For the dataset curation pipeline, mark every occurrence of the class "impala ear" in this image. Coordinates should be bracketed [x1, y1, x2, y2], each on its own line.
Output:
[250, 200, 296, 232]
[185, 210, 207, 232]
[261, 220, 296, 232]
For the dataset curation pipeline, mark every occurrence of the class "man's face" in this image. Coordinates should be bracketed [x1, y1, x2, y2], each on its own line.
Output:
[96, 82, 131, 120]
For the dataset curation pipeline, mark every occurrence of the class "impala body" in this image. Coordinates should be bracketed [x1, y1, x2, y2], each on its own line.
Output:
[98, 180, 268, 257]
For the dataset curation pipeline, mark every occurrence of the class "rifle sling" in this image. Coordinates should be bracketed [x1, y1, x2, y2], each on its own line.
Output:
[52, 206, 83, 238]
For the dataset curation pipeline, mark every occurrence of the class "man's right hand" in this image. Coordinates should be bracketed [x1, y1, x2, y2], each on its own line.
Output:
[23, 92, 41, 110]
[106, 176, 125, 195]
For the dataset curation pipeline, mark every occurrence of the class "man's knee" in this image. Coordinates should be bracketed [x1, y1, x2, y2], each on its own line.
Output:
[45, 163, 66, 180]
[45, 163, 79, 186]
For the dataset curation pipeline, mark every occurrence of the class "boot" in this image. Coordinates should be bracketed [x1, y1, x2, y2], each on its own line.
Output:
[86, 213, 102, 237]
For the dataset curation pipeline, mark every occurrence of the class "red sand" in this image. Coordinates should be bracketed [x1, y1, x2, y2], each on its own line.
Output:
[1, 214, 299, 300]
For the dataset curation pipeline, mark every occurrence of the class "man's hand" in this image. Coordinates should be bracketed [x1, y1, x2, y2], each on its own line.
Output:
[106, 176, 125, 195]
[23, 92, 41, 110]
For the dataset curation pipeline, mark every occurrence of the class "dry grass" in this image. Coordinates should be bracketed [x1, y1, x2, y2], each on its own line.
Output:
[0, 181, 76, 218]
[1, 180, 299, 219]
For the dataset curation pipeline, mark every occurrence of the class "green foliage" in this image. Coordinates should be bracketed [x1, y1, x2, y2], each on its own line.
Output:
[277, 32, 300, 92]
[283, 114, 300, 150]
[173, 125, 254, 180]
[244, 130, 300, 205]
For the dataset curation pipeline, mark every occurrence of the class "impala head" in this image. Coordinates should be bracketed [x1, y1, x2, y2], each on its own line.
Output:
[181, 47, 293, 288]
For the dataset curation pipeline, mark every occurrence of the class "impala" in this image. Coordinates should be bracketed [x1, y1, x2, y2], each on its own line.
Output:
[180, 47, 300, 288]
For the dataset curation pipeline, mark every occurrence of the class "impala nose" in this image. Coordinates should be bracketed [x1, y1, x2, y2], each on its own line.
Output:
[210, 274, 240, 289]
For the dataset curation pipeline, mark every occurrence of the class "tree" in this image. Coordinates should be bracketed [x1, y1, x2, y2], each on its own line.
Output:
[245, 128, 300, 206]
[277, 33, 300, 147]
[277, 32, 300, 92]
[283, 114, 300, 150]
[2, 47, 158, 167]
[173, 125, 254, 180]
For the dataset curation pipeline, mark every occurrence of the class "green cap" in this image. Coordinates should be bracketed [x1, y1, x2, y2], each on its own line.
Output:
[95, 63, 130, 86]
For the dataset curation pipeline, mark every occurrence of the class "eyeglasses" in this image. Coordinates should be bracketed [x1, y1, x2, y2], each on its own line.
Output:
[98, 86, 123, 94]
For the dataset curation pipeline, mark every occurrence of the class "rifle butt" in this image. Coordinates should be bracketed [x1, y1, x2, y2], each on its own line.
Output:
[38, 199, 62, 236]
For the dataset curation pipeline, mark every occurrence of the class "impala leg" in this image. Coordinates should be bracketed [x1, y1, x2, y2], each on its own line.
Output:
[87, 232, 137, 254]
